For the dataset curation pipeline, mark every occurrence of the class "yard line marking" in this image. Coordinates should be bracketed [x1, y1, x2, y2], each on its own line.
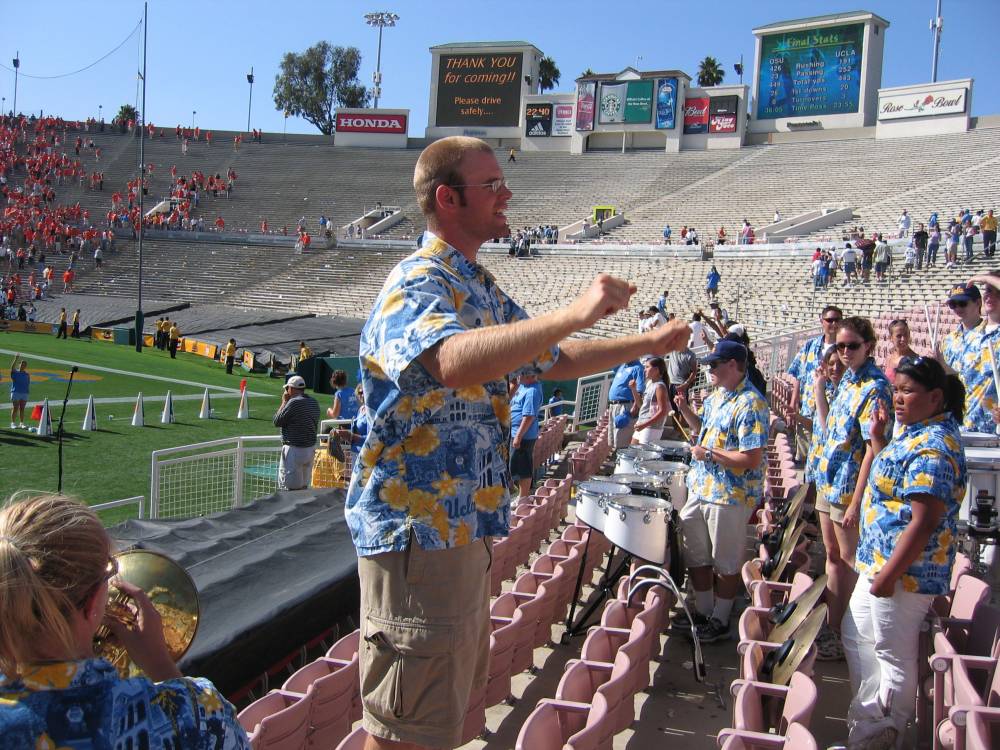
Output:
[0, 348, 270, 396]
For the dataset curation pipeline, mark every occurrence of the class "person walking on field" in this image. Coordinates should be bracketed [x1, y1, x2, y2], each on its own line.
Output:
[71, 309, 81, 339]
[56, 308, 68, 339]
[222, 339, 237, 375]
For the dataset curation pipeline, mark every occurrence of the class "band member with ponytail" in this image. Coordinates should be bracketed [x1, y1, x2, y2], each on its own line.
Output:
[0, 494, 249, 748]
[841, 357, 966, 749]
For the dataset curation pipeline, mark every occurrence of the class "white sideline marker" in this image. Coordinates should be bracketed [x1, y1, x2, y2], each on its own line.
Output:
[161, 390, 175, 424]
[199, 388, 212, 419]
[131, 393, 145, 427]
[82, 395, 97, 431]
[236, 389, 249, 419]
[36, 399, 52, 437]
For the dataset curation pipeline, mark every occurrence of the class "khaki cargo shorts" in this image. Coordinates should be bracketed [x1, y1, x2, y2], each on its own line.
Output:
[359, 531, 492, 749]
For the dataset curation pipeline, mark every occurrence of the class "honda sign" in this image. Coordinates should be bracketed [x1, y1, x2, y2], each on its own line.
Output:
[336, 114, 408, 133]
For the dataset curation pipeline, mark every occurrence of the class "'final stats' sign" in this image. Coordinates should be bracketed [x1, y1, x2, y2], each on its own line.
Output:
[436, 52, 524, 128]
[756, 22, 864, 120]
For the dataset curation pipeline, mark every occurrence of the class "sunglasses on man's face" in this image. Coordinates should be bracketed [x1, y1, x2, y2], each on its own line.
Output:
[835, 341, 864, 352]
[947, 300, 969, 309]
[822, 316, 842, 324]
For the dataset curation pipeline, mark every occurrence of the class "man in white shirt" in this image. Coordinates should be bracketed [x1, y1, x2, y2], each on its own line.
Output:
[840, 243, 858, 286]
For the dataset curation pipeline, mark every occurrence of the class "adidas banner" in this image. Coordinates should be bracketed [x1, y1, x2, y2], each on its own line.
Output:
[524, 103, 553, 137]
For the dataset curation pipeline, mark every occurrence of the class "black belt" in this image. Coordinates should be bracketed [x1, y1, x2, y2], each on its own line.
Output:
[609, 400, 632, 405]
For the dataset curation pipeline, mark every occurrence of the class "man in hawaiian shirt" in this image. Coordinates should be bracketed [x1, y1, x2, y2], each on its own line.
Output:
[937, 284, 982, 375]
[347, 136, 690, 750]
[787, 305, 842, 454]
[674, 339, 769, 643]
[961, 273, 1000, 432]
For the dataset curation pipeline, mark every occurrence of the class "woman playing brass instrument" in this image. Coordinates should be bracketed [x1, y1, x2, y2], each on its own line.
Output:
[0, 494, 250, 748]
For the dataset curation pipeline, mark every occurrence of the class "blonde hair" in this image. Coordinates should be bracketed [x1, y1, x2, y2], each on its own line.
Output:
[0, 494, 109, 679]
[413, 136, 493, 217]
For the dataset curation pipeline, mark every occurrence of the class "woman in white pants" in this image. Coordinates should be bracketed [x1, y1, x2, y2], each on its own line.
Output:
[632, 357, 671, 444]
[841, 356, 966, 750]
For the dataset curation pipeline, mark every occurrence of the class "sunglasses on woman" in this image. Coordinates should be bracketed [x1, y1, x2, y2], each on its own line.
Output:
[835, 341, 864, 351]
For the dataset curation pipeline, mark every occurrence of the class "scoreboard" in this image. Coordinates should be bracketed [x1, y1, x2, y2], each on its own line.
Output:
[756, 22, 864, 120]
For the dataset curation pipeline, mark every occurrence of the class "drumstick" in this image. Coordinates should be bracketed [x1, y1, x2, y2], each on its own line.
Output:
[671, 412, 692, 443]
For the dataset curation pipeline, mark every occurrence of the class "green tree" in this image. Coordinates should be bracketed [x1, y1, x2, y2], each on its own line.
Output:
[579, 68, 596, 79]
[538, 56, 561, 92]
[113, 103, 138, 126]
[696, 56, 724, 87]
[273, 42, 370, 135]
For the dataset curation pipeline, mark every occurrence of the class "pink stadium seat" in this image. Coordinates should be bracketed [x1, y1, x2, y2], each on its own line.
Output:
[491, 536, 511, 597]
[324, 629, 360, 663]
[935, 647, 1000, 749]
[717, 722, 818, 749]
[281, 658, 357, 750]
[334, 726, 367, 750]
[238, 688, 312, 750]
[966, 706, 1000, 749]
[515, 692, 612, 750]
[730, 672, 818, 735]
[486, 616, 520, 707]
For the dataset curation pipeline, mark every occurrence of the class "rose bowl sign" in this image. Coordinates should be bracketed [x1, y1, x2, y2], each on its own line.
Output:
[336, 114, 408, 133]
[878, 88, 967, 121]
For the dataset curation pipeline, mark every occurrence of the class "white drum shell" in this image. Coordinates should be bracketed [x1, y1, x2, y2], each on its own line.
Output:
[603, 495, 671, 564]
[964, 447, 1000, 522]
[575, 480, 630, 531]
[615, 448, 661, 475]
[962, 430, 1000, 448]
[636, 460, 690, 511]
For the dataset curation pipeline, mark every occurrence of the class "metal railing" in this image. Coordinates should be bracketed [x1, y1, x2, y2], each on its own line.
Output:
[150, 436, 284, 519]
[571, 371, 614, 430]
[92, 495, 146, 519]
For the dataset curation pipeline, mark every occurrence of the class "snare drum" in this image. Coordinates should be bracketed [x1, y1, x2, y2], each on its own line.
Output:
[609, 473, 663, 499]
[575, 480, 630, 531]
[615, 447, 661, 475]
[636, 460, 690, 510]
[603, 494, 671, 564]
[962, 430, 1000, 448]
[644, 438, 692, 463]
[964, 447, 1000, 521]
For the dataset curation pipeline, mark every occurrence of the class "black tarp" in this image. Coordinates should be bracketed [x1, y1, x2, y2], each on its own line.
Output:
[110, 489, 360, 695]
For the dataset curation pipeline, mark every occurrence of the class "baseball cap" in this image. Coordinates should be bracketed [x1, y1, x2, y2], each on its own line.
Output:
[701, 340, 748, 366]
[286, 375, 307, 389]
[948, 284, 982, 304]
[728, 323, 747, 338]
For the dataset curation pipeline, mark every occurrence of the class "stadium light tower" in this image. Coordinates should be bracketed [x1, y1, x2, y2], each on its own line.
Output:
[246, 67, 254, 133]
[930, 0, 944, 83]
[364, 11, 399, 108]
[12, 52, 19, 116]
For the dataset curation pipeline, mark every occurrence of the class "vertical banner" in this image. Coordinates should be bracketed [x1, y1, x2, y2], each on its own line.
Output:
[624, 80, 654, 123]
[525, 103, 553, 136]
[683, 96, 709, 134]
[598, 82, 628, 124]
[552, 103, 574, 136]
[709, 95, 739, 133]
[575, 81, 596, 131]
[655, 77, 677, 129]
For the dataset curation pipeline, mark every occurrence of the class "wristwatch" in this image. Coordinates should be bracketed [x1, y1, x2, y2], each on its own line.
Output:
[706, 449, 715, 463]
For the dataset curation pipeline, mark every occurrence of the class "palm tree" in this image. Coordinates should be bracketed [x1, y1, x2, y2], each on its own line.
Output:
[697, 56, 724, 87]
[538, 56, 561, 92]
[579, 68, 596, 79]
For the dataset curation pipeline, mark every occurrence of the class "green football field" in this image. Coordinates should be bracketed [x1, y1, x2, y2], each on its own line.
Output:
[0, 331, 317, 524]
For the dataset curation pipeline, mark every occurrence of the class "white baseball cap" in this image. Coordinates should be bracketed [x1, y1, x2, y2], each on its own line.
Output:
[286, 375, 306, 389]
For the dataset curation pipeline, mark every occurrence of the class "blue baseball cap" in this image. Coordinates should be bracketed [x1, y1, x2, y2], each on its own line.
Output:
[948, 284, 981, 304]
[701, 340, 748, 366]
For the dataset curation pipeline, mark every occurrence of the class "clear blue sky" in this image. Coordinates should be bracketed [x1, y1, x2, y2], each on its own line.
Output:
[1, 0, 995, 135]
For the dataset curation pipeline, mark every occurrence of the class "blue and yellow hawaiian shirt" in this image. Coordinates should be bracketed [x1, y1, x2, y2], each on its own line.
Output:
[816, 359, 892, 508]
[345, 232, 559, 555]
[856, 413, 966, 595]
[960, 321, 1000, 433]
[0, 659, 249, 749]
[939, 320, 977, 374]
[686, 376, 770, 507]
[805, 379, 839, 485]
[787, 334, 827, 420]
